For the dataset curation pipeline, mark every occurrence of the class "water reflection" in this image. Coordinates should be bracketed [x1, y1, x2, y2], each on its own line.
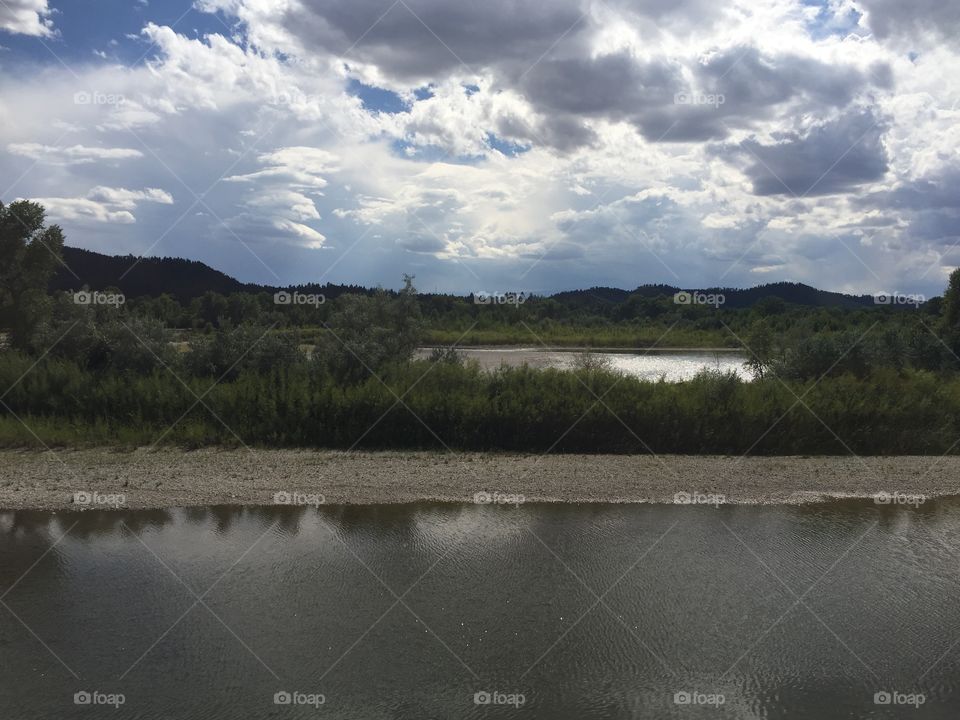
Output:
[1, 501, 959, 718]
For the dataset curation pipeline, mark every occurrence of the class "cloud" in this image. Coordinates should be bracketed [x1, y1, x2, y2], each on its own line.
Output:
[87, 186, 173, 208]
[221, 147, 338, 248]
[727, 108, 890, 196]
[0, 0, 958, 296]
[225, 147, 338, 188]
[209, 0, 894, 152]
[31, 187, 174, 224]
[275, 0, 587, 81]
[857, 0, 960, 44]
[518, 46, 890, 146]
[519, 53, 679, 117]
[0, 0, 52, 37]
[7, 143, 143, 164]
[221, 213, 328, 250]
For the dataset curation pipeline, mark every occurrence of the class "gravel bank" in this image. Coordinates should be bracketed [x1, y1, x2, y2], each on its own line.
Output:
[1, 449, 958, 511]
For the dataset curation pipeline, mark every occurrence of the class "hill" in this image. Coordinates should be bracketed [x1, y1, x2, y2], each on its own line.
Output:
[51, 246, 886, 308]
[50, 247, 369, 302]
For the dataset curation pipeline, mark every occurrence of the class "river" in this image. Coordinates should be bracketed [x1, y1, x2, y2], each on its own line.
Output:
[1, 501, 956, 718]
[416, 348, 749, 381]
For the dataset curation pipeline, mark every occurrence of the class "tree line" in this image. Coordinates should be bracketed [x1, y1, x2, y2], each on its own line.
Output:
[4, 199, 960, 453]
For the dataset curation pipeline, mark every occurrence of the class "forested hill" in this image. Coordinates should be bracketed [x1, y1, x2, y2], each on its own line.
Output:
[50, 247, 370, 302]
[553, 283, 877, 309]
[51, 246, 884, 308]
[52, 247, 250, 298]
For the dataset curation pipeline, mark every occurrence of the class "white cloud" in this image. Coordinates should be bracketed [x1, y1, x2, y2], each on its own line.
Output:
[225, 147, 338, 188]
[0, 0, 52, 37]
[7, 143, 142, 164]
[87, 186, 174, 208]
[31, 186, 174, 224]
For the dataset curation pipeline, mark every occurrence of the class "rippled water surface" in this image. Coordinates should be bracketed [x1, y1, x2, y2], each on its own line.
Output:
[417, 347, 749, 381]
[2, 501, 959, 718]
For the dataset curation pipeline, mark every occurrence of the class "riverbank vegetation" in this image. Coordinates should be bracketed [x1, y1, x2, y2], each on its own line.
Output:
[0, 353, 956, 453]
[3, 199, 960, 454]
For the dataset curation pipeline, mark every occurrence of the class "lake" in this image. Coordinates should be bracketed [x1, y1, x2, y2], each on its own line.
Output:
[1, 501, 957, 718]
[416, 347, 749, 381]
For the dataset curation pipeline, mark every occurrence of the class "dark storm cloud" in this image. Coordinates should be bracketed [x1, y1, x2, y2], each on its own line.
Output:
[493, 112, 598, 153]
[726, 109, 889, 196]
[855, 168, 960, 212]
[697, 47, 888, 108]
[854, 168, 960, 244]
[283, 0, 587, 80]
[517, 53, 680, 117]
[631, 48, 890, 142]
[856, 0, 960, 43]
[282, 0, 728, 81]
[516, 47, 889, 145]
[614, 0, 723, 23]
[276, 0, 892, 151]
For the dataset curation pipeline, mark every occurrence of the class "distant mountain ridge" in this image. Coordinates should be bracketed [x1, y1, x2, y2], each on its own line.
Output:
[552, 283, 877, 309]
[52, 246, 884, 308]
[51, 247, 370, 302]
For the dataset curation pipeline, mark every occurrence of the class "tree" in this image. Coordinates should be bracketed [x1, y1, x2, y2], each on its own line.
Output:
[0, 201, 65, 349]
[744, 320, 776, 379]
[944, 268, 960, 330]
[315, 275, 423, 382]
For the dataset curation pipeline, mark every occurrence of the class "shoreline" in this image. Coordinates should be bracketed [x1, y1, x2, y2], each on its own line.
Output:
[418, 345, 744, 353]
[1, 449, 958, 511]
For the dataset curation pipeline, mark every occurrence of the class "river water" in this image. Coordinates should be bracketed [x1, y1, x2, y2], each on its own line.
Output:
[1, 501, 958, 718]
[416, 348, 749, 381]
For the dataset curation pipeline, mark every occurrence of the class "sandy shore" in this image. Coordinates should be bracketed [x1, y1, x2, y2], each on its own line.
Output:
[0, 449, 958, 511]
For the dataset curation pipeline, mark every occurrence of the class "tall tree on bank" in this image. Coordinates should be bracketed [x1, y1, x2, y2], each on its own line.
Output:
[0, 201, 65, 350]
[944, 268, 960, 330]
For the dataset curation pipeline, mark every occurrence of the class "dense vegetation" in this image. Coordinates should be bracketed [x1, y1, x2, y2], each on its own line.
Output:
[3, 199, 960, 454]
[53, 246, 895, 349]
[0, 354, 957, 454]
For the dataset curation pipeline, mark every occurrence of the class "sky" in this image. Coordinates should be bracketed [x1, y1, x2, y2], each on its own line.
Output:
[1, 0, 958, 296]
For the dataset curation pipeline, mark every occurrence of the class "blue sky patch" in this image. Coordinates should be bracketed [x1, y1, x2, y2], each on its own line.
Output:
[413, 85, 434, 101]
[347, 79, 409, 114]
[486, 133, 529, 157]
[0, 0, 232, 67]
[801, 0, 862, 39]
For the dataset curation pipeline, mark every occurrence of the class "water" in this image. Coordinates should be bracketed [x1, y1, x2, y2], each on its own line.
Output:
[2, 501, 959, 718]
[417, 347, 749, 381]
